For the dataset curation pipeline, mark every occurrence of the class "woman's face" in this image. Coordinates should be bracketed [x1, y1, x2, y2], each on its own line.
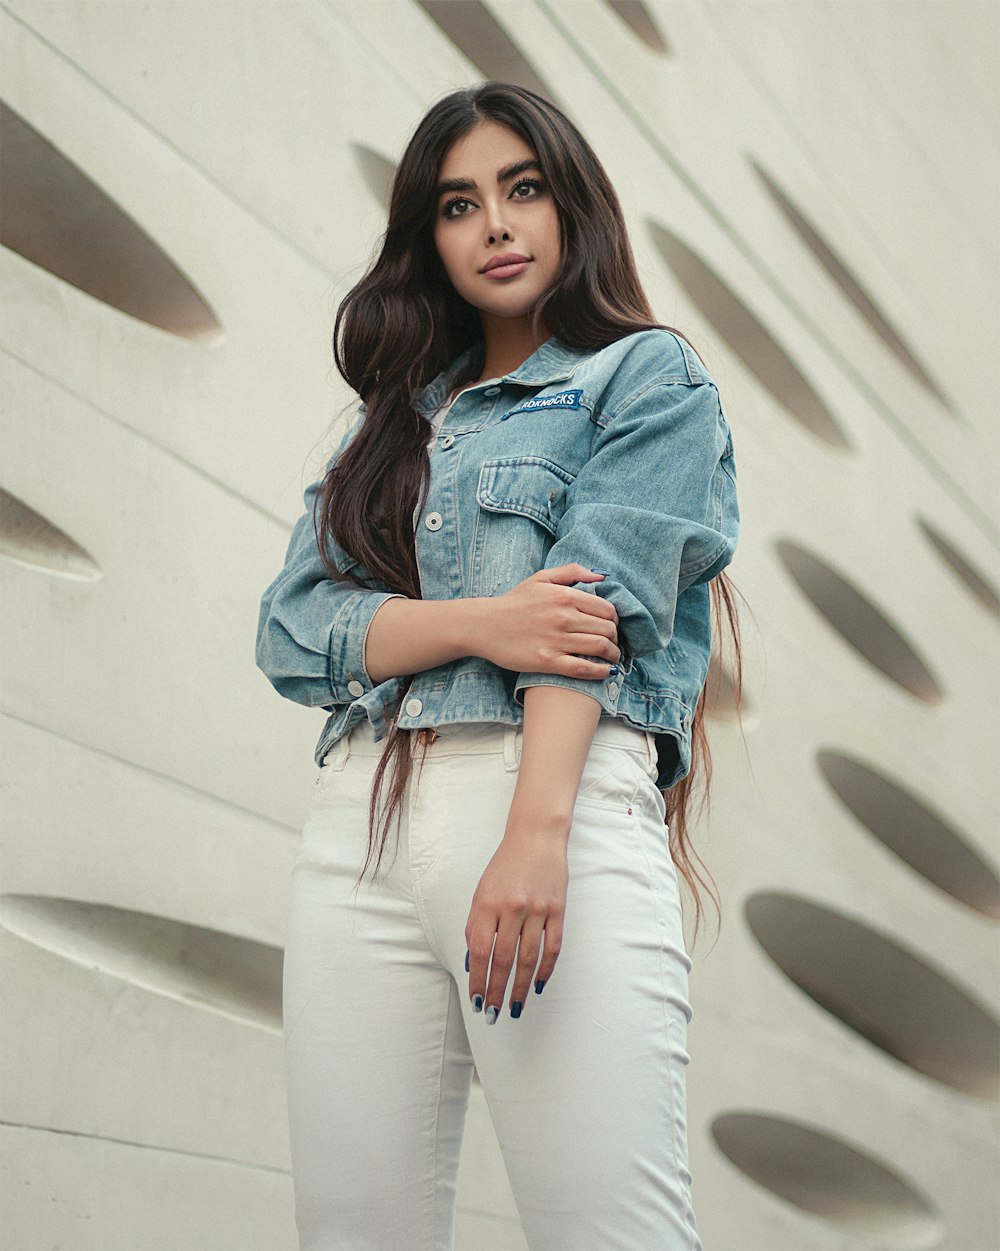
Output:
[432, 120, 562, 326]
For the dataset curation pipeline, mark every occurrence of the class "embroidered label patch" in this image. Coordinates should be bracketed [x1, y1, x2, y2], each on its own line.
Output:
[507, 389, 583, 416]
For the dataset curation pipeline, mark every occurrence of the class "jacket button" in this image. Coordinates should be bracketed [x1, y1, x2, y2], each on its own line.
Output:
[607, 682, 620, 698]
[440, 434, 455, 448]
[484, 386, 500, 396]
[405, 697, 423, 717]
[347, 679, 364, 698]
[425, 512, 443, 530]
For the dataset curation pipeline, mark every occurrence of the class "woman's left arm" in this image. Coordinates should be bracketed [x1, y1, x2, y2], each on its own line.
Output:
[465, 684, 601, 1022]
[512, 373, 739, 705]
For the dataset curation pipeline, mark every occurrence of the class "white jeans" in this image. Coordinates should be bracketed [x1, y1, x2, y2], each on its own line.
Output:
[282, 717, 702, 1251]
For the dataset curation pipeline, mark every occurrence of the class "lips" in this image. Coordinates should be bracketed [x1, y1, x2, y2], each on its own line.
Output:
[481, 253, 531, 274]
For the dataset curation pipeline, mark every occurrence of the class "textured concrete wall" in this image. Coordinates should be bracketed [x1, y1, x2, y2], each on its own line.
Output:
[1, 2, 997, 1248]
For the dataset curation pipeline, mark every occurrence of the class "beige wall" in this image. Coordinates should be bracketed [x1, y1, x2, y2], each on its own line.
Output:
[1, 2, 997, 1247]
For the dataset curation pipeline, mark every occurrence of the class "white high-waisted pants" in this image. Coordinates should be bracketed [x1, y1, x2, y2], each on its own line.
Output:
[282, 717, 702, 1251]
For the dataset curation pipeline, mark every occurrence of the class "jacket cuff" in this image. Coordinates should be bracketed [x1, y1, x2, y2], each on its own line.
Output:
[512, 671, 625, 715]
[328, 589, 407, 703]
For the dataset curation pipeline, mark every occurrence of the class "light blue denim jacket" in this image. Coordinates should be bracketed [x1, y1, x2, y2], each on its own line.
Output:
[256, 328, 739, 790]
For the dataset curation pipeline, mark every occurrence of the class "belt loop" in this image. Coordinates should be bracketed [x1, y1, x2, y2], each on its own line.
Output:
[644, 731, 658, 778]
[322, 730, 352, 770]
[503, 725, 521, 771]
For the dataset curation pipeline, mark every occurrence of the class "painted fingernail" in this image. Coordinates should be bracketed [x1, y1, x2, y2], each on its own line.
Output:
[609, 666, 620, 677]
[465, 949, 470, 973]
[590, 569, 610, 576]
[485, 1005, 499, 1025]
[534, 978, 546, 995]
[472, 994, 483, 1013]
[510, 1001, 523, 1019]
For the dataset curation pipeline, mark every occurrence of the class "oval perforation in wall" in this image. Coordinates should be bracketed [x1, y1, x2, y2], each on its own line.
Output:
[0, 489, 101, 581]
[604, 1, 671, 54]
[0, 103, 222, 342]
[745, 891, 1000, 1097]
[915, 516, 1000, 621]
[748, 159, 951, 413]
[415, 2, 555, 102]
[0, 895, 282, 1033]
[350, 144, 397, 212]
[646, 220, 850, 448]
[711, 1111, 944, 1248]
[816, 749, 1000, 918]
[775, 538, 944, 703]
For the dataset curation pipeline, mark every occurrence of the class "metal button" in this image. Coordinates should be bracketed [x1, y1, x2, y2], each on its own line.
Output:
[347, 679, 364, 698]
[484, 386, 501, 396]
[405, 697, 423, 717]
[425, 512, 443, 531]
[607, 682, 620, 698]
[440, 434, 455, 448]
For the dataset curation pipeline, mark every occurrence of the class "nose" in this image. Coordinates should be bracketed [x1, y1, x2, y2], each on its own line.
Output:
[484, 200, 513, 245]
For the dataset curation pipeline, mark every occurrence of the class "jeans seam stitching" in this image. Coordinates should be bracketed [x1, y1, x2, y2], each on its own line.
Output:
[633, 822, 699, 1247]
[426, 975, 453, 1250]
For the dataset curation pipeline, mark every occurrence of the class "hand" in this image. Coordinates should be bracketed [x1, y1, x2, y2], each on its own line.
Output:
[465, 814, 569, 1023]
[483, 564, 622, 677]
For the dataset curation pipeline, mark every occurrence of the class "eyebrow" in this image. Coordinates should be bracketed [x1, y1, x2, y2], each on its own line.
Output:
[435, 158, 543, 199]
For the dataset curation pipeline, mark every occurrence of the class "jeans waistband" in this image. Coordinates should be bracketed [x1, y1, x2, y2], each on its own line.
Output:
[323, 716, 658, 776]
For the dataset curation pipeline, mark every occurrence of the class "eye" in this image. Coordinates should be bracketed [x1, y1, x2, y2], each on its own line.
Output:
[511, 177, 544, 200]
[441, 195, 473, 219]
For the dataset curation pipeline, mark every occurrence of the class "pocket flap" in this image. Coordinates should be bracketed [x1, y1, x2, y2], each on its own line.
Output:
[476, 456, 575, 535]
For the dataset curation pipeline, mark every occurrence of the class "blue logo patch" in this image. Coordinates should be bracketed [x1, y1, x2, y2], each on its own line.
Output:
[505, 389, 583, 417]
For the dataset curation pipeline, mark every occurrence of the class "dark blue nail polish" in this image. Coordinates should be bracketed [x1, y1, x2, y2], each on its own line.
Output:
[472, 994, 483, 1012]
[534, 978, 546, 995]
[510, 1001, 523, 1019]
[590, 569, 610, 576]
[608, 666, 620, 677]
[465, 949, 470, 973]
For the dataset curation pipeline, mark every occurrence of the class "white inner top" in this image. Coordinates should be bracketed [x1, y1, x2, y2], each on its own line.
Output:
[414, 376, 502, 529]
[426, 375, 502, 445]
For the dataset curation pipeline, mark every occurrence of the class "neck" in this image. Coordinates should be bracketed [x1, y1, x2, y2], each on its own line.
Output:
[474, 312, 551, 383]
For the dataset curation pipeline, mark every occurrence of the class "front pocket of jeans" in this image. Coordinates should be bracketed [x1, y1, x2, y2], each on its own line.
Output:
[575, 746, 648, 810]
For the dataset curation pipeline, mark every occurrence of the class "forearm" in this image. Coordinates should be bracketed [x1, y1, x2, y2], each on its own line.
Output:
[364, 595, 489, 684]
[506, 685, 602, 837]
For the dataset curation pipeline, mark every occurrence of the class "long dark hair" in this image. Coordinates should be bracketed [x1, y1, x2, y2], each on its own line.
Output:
[315, 81, 744, 941]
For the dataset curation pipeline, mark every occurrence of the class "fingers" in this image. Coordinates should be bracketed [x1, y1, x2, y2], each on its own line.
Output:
[566, 631, 622, 664]
[533, 563, 605, 585]
[466, 915, 549, 1024]
[506, 915, 545, 1016]
[466, 929, 495, 1017]
[560, 655, 617, 679]
[482, 915, 526, 1024]
[534, 916, 561, 992]
[573, 588, 619, 626]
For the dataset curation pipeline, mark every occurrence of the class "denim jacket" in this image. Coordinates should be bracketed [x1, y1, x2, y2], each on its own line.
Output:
[256, 329, 739, 790]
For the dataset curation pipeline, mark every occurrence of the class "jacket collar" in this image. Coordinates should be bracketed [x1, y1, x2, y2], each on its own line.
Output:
[413, 335, 586, 415]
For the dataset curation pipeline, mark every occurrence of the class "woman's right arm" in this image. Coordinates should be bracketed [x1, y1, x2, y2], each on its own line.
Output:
[365, 565, 621, 685]
[256, 422, 621, 708]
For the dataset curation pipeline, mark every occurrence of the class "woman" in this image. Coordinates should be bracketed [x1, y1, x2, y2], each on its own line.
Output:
[257, 81, 741, 1251]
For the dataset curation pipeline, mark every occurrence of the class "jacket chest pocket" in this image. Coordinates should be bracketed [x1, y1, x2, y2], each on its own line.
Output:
[470, 456, 575, 598]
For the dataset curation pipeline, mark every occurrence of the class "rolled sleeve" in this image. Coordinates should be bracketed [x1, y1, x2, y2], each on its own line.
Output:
[328, 584, 407, 703]
[255, 414, 407, 708]
[514, 376, 738, 704]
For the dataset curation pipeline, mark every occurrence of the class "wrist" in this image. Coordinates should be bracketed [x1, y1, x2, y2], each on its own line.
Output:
[505, 793, 573, 841]
[449, 596, 489, 662]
